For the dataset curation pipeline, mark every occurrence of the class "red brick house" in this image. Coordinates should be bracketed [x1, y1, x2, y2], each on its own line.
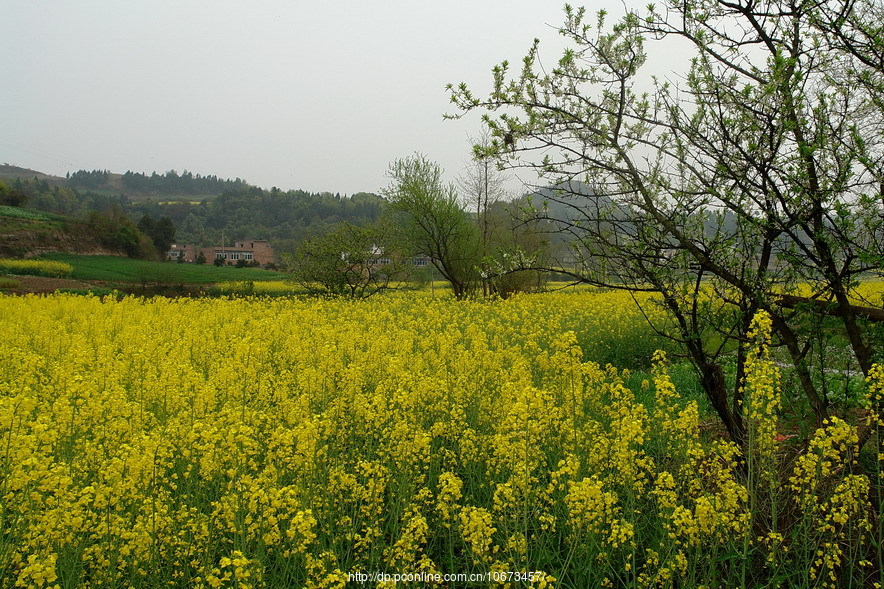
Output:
[169, 240, 275, 265]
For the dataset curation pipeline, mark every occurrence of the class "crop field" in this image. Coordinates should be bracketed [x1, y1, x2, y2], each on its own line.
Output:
[39, 254, 288, 284]
[0, 259, 73, 278]
[0, 206, 68, 223]
[0, 290, 881, 588]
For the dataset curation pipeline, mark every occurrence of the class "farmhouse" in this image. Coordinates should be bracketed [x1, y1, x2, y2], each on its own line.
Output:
[168, 240, 275, 265]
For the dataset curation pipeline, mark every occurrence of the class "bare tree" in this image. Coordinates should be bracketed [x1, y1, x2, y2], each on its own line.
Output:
[458, 134, 510, 296]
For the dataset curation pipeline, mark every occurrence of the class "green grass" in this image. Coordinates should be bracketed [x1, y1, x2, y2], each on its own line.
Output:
[40, 253, 288, 284]
[0, 277, 21, 289]
[624, 361, 714, 417]
[0, 205, 67, 223]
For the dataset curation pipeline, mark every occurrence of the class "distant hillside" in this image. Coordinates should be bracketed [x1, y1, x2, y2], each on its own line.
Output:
[0, 165, 252, 200]
[0, 164, 66, 184]
[1, 164, 388, 256]
[66, 168, 250, 198]
[0, 206, 122, 258]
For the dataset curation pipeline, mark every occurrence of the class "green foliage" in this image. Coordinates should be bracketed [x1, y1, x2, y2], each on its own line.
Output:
[120, 169, 248, 195]
[8, 169, 388, 254]
[0, 277, 21, 289]
[67, 169, 109, 189]
[285, 220, 412, 298]
[8, 177, 127, 217]
[384, 154, 480, 299]
[0, 180, 27, 207]
[448, 1, 884, 444]
[129, 187, 387, 251]
[137, 214, 176, 256]
[86, 208, 155, 259]
[0, 205, 58, 222]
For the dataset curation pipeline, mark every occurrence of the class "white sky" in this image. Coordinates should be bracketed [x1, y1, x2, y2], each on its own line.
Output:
[1, 1, 691, 196]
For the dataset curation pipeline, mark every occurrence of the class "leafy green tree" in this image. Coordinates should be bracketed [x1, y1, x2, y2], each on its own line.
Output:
[178, 213, 207, 245]
[88, 207, 155, 259]
[448, 1, 884, 441]
[138, 214, 176, 257]
[0, 180, 27, 207]
[383, 154, 480, 299]
[153, 216, 176, 255]
[284, 220, 410, 298]
[137, 215, 156, 240]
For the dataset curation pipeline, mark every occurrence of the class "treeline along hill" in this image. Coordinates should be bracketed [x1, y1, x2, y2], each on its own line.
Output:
[0, 165, 387, 257]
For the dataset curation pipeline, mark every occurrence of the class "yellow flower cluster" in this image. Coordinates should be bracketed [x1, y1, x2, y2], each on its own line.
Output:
[0, 292, 880, 587]
[741, 310, 781, 461]
[865, 363, 884, 429]
[0, 258, 73, 277]
[787, 417, 873, 587]
[459, 506, 498, 564]
[790, 417, 859, 500]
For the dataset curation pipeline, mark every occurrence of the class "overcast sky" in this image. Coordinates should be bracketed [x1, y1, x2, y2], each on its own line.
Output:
[1, 2, 686, 196]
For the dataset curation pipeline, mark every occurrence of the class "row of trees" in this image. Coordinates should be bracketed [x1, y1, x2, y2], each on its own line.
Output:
[65, 168, 251, 195]
[6, 170, 390, 257]
[66, 169, 110, 189]
[286, 153, 552, 299]
[120, 170, 249, 195]
[445, 0, 883, 442]
[131, 188, 387, 254]
[3, 177, 128, 217]
[0, 180, 28, 207]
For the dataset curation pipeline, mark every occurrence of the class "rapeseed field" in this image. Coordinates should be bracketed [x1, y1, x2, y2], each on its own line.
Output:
[0, 291, 880, 587]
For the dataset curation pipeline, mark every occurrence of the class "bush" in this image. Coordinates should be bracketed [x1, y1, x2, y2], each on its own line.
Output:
[86, 209, 156, 259]
[0, 181, 27, 207]
[493, 269, 546, 298]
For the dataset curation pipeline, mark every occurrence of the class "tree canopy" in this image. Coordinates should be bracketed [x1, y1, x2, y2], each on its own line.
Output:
[285, 220, 411, 298]
[449, 0, 884, 442]
[384, 154, 481, 300]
